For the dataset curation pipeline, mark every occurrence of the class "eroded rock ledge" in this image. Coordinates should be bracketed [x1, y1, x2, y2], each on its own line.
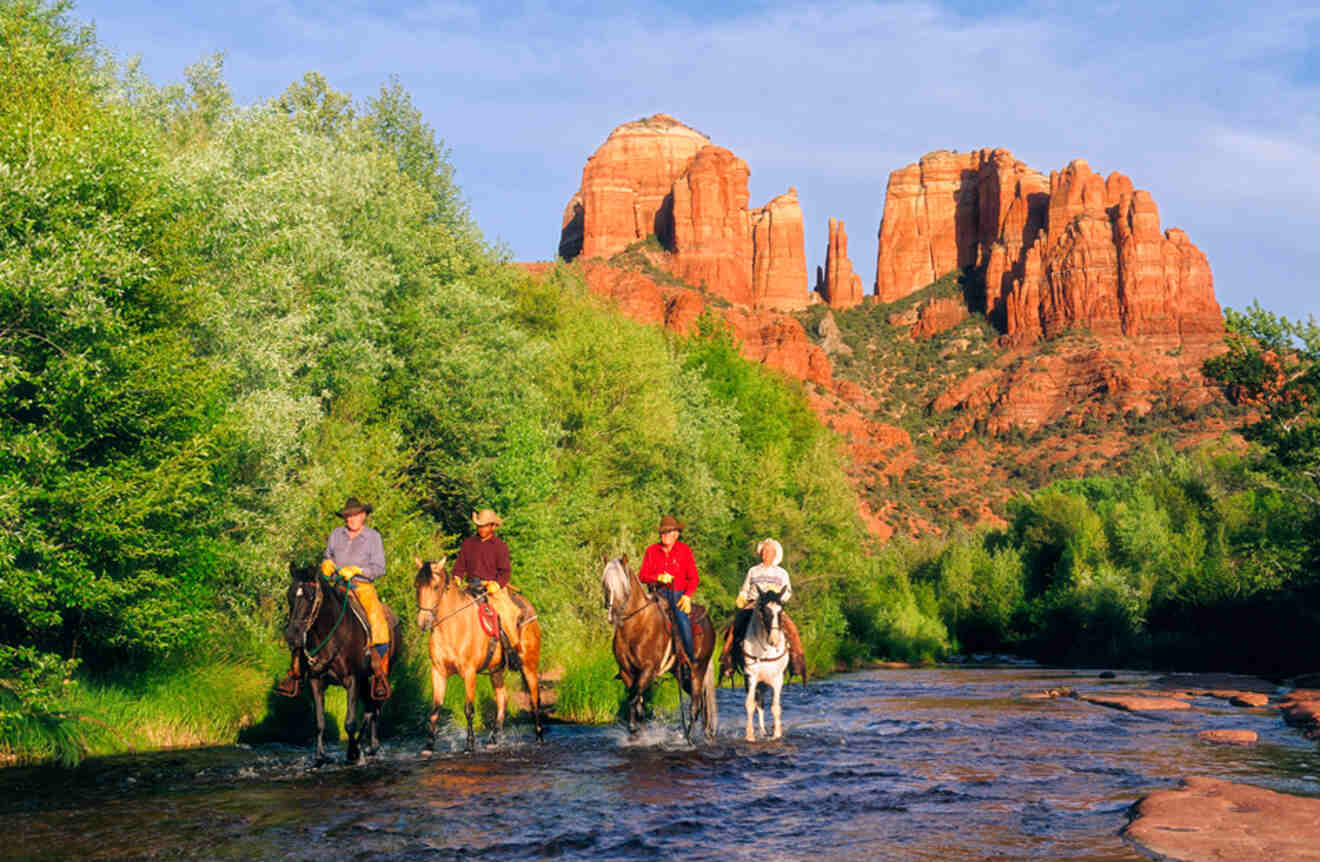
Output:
[1123, 777, 1320, 861]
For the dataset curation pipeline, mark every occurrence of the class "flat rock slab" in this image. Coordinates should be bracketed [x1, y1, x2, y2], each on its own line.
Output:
[1195, 729, 1257, 745]
[1227, 693, 1269, 708]
[1124, 777, 1320, 861]
[1084, 695, 1192, 712]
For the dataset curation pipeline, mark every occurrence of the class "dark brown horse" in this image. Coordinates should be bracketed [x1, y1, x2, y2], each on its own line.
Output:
[414, 558, 544, 752]
[601, 555, 718, 740]
[283, 563, 400, 764]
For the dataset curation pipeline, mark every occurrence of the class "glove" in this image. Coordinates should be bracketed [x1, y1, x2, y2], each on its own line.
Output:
[321, 559, 337, 577]
[484, 580, 500, 594]
[735, 595, 748, 610]
[657, 573, 673, 585]
[678, 594, 692, 614]
[340, 565, 363, 578]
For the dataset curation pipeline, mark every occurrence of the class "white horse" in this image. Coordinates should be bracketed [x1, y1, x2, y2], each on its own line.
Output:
[742, 588, 789, 741]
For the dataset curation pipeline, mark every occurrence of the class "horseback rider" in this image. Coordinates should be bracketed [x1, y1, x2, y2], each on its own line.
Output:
[276, 496, 393, 699]
[720, 538, 807, 681]
[450, 508, 523, 671]
[637, 515, 699, 669]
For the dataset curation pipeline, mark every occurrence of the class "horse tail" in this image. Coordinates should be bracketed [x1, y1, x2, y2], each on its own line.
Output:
[702, 651, 718, 736]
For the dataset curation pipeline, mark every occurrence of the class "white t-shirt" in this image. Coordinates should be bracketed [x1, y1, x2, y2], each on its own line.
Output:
[738, 564, 792, 604]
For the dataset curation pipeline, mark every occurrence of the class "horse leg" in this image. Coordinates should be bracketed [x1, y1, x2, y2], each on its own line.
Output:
[423, 664, 448, 756]
[520, 665, 543, 742]
[345, 677, 362, 764]
[629, 665, 657, 734]
[771, 671, 785, 740]
[310, 677, 328, 764]
[462, 669, 478, 752]
[489, 670, 506, 746]
[744, 675, 758, 742]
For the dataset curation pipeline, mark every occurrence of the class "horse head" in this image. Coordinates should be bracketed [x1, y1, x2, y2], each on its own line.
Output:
[284, 562, 323, 649]
[754, 588, 784, 642]
[601, 554, 631, 626]
[413, 556, 448, 632]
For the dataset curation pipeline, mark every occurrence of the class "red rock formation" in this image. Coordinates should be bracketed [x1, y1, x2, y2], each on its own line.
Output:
[569, 114, 712, 260]
[670, 146, 754, 303]
[751, 190, 809, 311]
[819, 218, 864, 309]
[873, 150, 1221, 347]
[875, 149, 1046, 303]
[724, 308, 830, 386]
[561, 116, 808, 312]
[911, 297, 968, 339]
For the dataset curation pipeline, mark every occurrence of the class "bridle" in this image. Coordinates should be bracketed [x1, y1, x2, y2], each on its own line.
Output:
[417, 565, 479, 631]
[290, 574, 347, 670]
[604, 560, 657, 628]
[745, 590, 787, 666]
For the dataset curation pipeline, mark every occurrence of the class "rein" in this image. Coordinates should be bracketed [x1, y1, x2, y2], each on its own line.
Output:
[304, 575, 350, 658]
[419, 596, 479, 629]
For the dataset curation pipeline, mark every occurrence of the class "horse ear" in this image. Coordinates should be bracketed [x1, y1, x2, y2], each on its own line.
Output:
[621, 553, 628, 566]
[412, 555, 422, 570]
[289, 561, 297, 577]
[600, 552, 607, 563]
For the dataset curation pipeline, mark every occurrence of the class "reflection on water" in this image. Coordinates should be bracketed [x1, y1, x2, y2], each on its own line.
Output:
[7, 668, 1319, 861]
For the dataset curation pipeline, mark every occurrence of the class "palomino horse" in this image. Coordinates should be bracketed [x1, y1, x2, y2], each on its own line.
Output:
[742, 588, 789, 741]
[283, 563, 400, 764]
[413, 558, 544, 752]
[601, 556, 718, 740]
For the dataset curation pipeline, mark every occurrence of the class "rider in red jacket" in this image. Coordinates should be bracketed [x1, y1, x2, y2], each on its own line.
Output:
[637, 515, 699, 662]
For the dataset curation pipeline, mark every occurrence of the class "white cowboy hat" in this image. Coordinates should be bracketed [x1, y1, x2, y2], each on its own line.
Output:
[755, 538, 783, 567]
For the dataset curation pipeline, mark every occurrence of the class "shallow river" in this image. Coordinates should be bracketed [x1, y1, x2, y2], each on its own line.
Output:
[8, 667, 1320, 860]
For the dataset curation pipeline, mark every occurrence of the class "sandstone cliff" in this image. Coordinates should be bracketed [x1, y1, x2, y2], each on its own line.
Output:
[875, 149, 1221, 346]
[560, 114, 808, 311]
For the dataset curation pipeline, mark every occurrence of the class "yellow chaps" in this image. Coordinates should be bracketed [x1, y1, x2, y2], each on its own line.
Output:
[486, 585, 522, 648]
[351, 581, 391, 647]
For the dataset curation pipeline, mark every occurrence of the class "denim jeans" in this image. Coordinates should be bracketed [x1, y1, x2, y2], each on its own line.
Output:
[658, 587, 695, 660]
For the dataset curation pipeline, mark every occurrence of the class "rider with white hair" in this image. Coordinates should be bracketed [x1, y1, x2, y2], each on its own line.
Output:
[720, 538, 806, 681]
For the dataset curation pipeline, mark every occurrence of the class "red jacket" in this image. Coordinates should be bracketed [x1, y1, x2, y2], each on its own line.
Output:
[637, 541, 699, 596]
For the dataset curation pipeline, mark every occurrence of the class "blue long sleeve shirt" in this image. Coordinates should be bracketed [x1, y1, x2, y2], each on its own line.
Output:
[324, 525, 386, 581]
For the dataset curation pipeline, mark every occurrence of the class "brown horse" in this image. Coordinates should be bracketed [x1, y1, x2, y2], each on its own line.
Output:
[601, 555, 718, 740]
[413, 558, 544, 752]
[283, 563, 400, 764]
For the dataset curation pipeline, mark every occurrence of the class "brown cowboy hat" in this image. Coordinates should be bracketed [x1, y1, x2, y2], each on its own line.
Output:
[472, 508, 504, 527]
[337, 497, 373, 517]
[658, 515, 685, 533]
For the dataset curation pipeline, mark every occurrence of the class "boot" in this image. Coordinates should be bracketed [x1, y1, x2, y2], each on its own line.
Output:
[500, 632, 522, 671]
[275, 655, 301, 697]
[370, 650, 392, 700]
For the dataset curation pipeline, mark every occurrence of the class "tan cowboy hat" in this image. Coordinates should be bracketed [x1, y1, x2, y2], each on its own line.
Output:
[336, 497, 373, 517]
[756, 537, 784, 566]
[472, 508, 504, 527]
[658, 515, 685, 533]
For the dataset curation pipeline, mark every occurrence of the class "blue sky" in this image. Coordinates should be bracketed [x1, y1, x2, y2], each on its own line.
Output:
[73, 0, 1320, 322]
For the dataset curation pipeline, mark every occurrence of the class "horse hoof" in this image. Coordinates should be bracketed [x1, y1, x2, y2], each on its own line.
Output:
[420, 749, 433, 759]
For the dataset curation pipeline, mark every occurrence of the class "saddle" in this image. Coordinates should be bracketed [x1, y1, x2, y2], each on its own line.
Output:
[464, 581, 537, 673]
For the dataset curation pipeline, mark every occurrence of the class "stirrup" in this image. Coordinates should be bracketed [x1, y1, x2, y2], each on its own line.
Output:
[501, 634, 522, 671]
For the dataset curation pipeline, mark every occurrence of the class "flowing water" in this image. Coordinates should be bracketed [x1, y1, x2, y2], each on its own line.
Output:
[8, 667, 1319, 860]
